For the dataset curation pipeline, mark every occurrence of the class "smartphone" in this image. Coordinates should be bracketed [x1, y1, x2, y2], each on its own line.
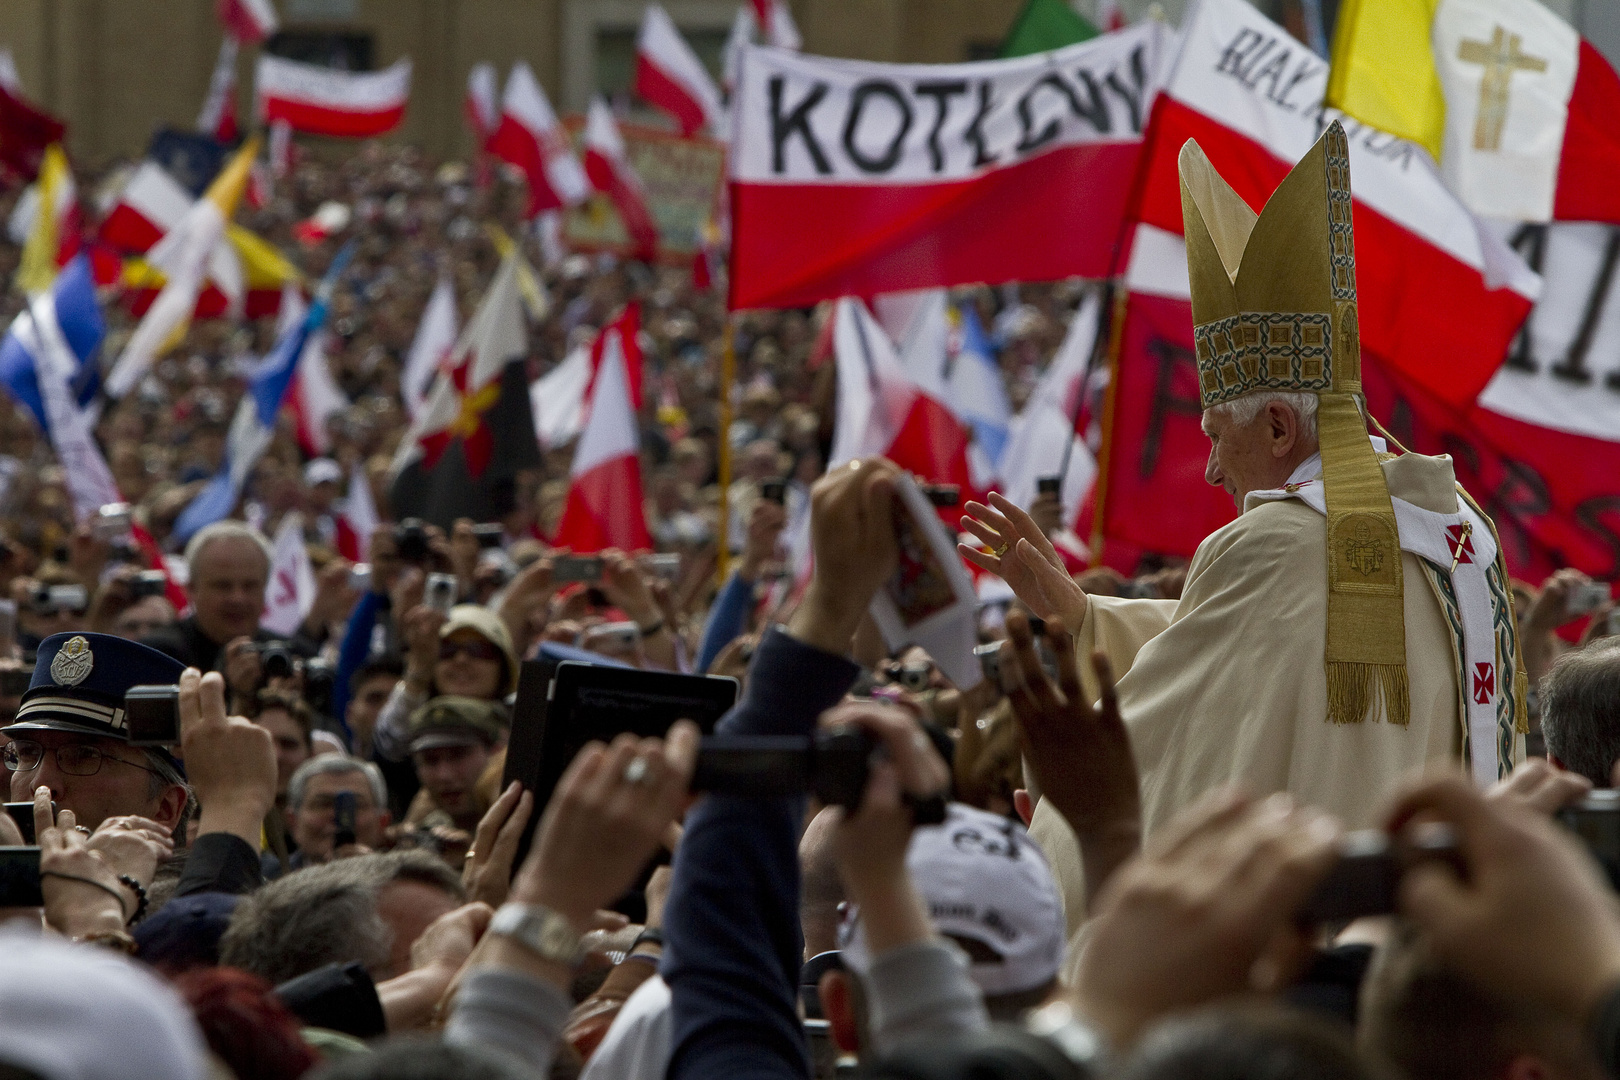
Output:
[0, 667, 29, 697]
[553, 555, 604, 584]
[124, 684, 182, 746]
[92, 502, 132, 542]
[130, 570, 168, 598]
[920, 483, 961, 508]
[471, 524, 505, 549]
[349, 563, 372, 592]
[760, 478, 787, 505]
[2, 801, 52, 845]
[639, 553, 680, 580]
[0, 847, 42, 907]
[1036, 476, 1063, 496]
[332, 791, 358, 849]
[1568, 582, 1611, 616]
[973, 642, 1002, 686]
[425, 572, 459, 613]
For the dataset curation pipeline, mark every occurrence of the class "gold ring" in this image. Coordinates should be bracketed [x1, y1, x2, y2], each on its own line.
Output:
[463, 849, 477, 861]
[993, 542, 1010, 558]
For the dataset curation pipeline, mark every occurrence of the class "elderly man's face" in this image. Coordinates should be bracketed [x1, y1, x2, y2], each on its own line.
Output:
[191, 538, 269, 645]
[1201, 401, 1309, 507]
[5, 730, 183, 831]
[287, 769, 389, 862]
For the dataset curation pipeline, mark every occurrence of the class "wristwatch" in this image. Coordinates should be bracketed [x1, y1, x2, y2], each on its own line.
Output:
[489, 903, 586, 968]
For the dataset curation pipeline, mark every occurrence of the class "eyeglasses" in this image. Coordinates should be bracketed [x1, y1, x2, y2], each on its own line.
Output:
[439, 639, 502, 663]
[2, 739, 163, 778]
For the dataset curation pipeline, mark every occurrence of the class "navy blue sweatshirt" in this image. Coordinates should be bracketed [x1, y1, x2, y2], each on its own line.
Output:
[663, 625, 860, 1080]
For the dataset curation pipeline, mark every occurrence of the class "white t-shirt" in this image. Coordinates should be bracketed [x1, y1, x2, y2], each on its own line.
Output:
[579, 974, 672, 1080]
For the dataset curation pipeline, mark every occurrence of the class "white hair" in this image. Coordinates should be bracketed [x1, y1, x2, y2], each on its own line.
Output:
[184, 521, 274, 579]
[1204, 391, 1319, 441]
[287, 754, 388, 811]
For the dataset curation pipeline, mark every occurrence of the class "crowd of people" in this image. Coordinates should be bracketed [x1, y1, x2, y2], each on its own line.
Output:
[1, 134, 1620, 1080]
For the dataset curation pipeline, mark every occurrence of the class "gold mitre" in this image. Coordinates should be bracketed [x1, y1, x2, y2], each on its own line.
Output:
[1180, 120, 1408, 728]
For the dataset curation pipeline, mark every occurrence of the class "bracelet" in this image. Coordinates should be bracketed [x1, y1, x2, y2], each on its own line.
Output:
[76, 929, 138, 955]
[637, 619, 666, 637]
[116, 874, 149, 925]
[628, 927, 664, 955]
[41, 871, 131, 922]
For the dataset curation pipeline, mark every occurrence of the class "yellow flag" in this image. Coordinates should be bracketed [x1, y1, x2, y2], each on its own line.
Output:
[17, 144, 69, 296]
[483, 223, 549, 322]
[206, 135, 260, 218]
[1325, 0, 1446, 160]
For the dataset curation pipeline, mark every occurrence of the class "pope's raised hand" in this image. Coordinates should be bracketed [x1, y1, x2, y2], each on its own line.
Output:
[959, 493, 1088, 629]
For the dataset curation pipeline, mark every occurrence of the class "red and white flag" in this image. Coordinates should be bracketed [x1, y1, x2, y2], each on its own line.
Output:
[261, 513, 315, 637]
[553, 309, 651, 552]
[636, 4, 725, 137]
[216, 0, 277, 44]
[197, 37, 240, 143]
[998, 291, 1101, 522]
[1130, 0, 1539, 413]
[98, 161, 192, 254]
[750, 0, 802, 49]
[531, 304, 648, 450]
[488, 62, 590, 218]
[465, 62, 499, 144]
[583, 98, 660, 262]
[402, 273, 459, 419]
[335, 459, 379, 563]
[290, 329, 348, 457]
[727, 21, 1172, 310]
[255, 55, 411, 138]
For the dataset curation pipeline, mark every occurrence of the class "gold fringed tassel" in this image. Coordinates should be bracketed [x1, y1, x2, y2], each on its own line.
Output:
[1326, 662, 1410, 725]
[1379, 663, 1410, 727]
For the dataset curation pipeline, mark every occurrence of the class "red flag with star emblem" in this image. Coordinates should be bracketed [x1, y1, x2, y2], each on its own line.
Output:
[389, 248, 544, 529]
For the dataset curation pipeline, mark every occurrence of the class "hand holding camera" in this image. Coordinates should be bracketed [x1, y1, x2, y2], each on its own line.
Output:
[179, 668, 277, 851]
[789, 457, 901, 657]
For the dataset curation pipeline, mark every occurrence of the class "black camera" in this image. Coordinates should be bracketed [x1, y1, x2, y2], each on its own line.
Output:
[332, 791, 358, 849]
[395, 517, 430, 563]
[471, 523, 505, 549]
[691, 726, 947, 822]
[1560, 789, 1620, 889]
[251, 642, 295, 680]
[1036, 476, 1063, 496]
[129, 570, 169, 598]
[761, 478, 788, 505]
[125, 685, 182, 746]
[920, 483, 961, 508]
[30, 584, 87, 616]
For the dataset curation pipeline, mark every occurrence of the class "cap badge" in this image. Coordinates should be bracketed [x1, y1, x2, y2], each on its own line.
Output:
[50, 635, 94, 687]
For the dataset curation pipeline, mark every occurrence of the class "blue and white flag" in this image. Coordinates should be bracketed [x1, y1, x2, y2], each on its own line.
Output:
[0, 253, 103, 431]
[946, 303, 1012, 473]
[0, 254, 120, 523]
[174, 242, 354, 542]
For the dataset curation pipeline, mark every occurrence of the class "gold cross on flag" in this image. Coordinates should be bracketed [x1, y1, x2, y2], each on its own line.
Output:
[1457, 24, 1548, 151]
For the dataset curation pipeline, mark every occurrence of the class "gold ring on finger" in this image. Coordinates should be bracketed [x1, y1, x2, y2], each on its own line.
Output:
[993, 542, 1010, 558]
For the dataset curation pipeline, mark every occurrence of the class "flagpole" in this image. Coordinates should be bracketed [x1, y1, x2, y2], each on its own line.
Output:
[715, 314, 736, 582]
[1087, 282, 1128, 568]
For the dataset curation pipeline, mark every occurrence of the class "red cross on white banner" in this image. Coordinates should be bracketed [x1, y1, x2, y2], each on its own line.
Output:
[1472, 661, 1496, 705]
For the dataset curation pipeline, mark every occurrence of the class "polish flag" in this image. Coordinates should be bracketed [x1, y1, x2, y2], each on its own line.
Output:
[290, 329, 348, 456]
[728, 22, 1172, 309]
[335, 459, 379, 563]
[487, 62, 590, 218]
[465, 63, 499, 144]
[401, 273, 459, 419]
[635, 5, 725, 137]
[553, 312, 651, 553]
[217, 0, 277, 44]
[1130, 0, 1540, 413]
[583, 98, 660, 262]
[256, 55, 411, 138]
[98, 161, 192, 254]
[197, 37, 240, 143]
[831, 297, 974, 526]
[261, 513, 316, 637]
[750, 0, 802, 49]
[530, 303, 646, 450]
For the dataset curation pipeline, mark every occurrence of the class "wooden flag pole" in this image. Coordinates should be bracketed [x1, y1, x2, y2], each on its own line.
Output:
[1087, 283, 1129, 568]
[715, 314, 736, 582]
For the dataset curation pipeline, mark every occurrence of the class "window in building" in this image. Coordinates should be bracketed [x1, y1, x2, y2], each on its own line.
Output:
[265, 30, 374, 72]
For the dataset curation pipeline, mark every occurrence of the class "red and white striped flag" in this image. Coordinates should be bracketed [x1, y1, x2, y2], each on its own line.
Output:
[216, 0, 277, 44]
[583, 98, 660, 262]
[553, 306, 651, 553]
[256, 55, 411, 138]
[636, 5, 725, 137]
[488, 62, 590, 218]
[290, 329, 348, 457]
[750, 0, 802, 49]
[197, 37, 240, 143]
[335, 459, 379, 563]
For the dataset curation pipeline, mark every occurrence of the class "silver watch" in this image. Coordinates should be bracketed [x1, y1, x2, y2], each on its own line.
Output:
[489, 903, 585, 968]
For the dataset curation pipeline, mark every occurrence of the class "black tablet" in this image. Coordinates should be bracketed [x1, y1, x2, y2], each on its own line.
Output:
[502, 658, 739, 872]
